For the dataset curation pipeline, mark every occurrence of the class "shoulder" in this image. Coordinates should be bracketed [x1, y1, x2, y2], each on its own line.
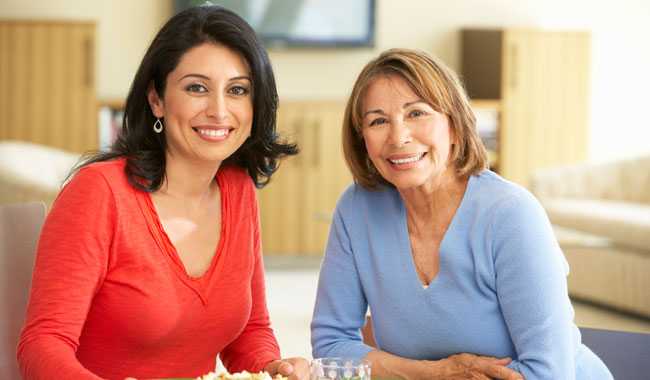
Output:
[218, 165, 257, 206]
[470, 170, 544, 217]
[50, 159, 126, 218]
[335, 182, 401, 220]
[470, 172, 554, 254]
[66, 158, 128, 194]
[218, 165, 254, 190]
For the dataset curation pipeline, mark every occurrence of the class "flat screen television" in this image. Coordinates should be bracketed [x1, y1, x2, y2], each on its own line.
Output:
[174, 0, 375, 48]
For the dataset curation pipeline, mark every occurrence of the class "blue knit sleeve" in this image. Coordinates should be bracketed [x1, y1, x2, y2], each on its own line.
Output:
[311, 195, 374, 360]
[492, 191, 577, 380]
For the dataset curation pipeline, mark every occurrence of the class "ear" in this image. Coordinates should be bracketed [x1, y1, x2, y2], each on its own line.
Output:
[147, 83, 164, 118]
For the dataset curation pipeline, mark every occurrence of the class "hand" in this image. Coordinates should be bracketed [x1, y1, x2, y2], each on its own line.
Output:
[265, 357, 310, 380]
[425, 353, 524, 380]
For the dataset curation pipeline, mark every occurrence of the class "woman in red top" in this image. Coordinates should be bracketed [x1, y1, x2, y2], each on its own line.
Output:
[17, 5, 308, 380]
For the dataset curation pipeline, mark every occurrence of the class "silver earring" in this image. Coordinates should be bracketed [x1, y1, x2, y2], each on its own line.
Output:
[153, 118, 163, 133]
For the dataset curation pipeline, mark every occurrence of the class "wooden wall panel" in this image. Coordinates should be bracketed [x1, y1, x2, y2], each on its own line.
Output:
[500, 29, 590, 186]
[258, 100, 350, 256]
[29, 24, 48, 146]
[0, 24, 8, 139]
[258, 102, 303, 255]
[49, 25, 69, 150]
[0, 20, 96, 153]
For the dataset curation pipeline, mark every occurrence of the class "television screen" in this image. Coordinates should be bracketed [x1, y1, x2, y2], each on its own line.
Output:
[175, 0, 375, 48]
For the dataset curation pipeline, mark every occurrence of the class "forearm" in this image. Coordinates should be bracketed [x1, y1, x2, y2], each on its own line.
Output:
[18, 337, 102, 380]
[365, 350, 432, 380]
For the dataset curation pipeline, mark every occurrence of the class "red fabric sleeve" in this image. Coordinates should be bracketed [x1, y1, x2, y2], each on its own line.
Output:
[220, 185, 280, 372]
[17, 167, 115, 380]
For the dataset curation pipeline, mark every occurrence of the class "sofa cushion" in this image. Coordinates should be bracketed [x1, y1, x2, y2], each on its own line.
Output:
[532, 155, 650, 204]
[0, 141, 80, 206]
[0, 141, 79, 190]
[541, 197, 650, 253]
[552, 225, 612, 249]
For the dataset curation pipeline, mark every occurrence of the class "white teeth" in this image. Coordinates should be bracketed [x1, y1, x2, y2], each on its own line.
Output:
[389, 153, 424, 164]
[197, 128, 228, 138]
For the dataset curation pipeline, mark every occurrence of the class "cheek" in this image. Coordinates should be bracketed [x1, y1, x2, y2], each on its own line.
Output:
[425, 125, 451, 150]
[361, 131, 383, 158]
[235, 102, 253, 125]
[166, 96, 204, 123]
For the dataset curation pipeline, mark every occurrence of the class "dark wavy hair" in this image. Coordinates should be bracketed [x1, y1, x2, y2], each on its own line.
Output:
[74, 5, 297, 190]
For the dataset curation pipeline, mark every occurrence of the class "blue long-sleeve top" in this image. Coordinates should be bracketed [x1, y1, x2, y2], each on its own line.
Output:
[311, 170, 611, 379]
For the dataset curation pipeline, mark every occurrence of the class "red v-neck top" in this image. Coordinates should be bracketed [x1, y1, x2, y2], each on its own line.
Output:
[18, 158, 280, 380]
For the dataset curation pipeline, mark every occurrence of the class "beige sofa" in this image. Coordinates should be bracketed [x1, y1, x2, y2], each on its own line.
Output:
[531, 155, 650, 318]
[0, 141, 80, 208]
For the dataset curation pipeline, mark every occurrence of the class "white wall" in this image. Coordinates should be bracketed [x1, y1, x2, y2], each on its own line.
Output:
[270, 0, 650, 162]
[1, 0, 649, 161]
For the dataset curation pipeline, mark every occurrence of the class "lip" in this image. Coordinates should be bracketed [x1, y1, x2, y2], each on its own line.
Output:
[385, 152, 427, 170]
[192, 126, 234, 142]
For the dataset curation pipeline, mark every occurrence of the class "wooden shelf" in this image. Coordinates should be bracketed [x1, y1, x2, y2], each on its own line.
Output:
[470, 99, 502, 112]
[462, 28, 590, 187]
[98, 98, 125, 110]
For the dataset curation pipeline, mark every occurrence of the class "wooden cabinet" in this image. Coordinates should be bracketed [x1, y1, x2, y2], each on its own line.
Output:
[257, 101, 350, 256]
[462, 29, 590, 186]
[0, 20, 97, 153]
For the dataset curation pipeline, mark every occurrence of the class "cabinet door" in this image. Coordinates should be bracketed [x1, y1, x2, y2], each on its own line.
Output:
[258, 101, 349, 256]
[301, 101, 349, 254]
[0, 21, 96, 153]
[258, 102, 304, 255]
[500, 29, 540, 186]
[500, 29, 590, 186]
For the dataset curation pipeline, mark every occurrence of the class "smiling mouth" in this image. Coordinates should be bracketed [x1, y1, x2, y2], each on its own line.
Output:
[193, 127, 232, 139]
[387, 152, 426, 165]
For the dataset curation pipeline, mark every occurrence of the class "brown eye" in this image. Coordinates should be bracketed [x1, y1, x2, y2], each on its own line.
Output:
[369, 117, 387, 127]
[408, 109, 425, 118]
[186, 83, 208, 93]
[229, 85, 249, 96]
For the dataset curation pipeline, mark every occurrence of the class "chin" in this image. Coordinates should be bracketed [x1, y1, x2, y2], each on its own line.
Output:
[385, 175, 430, 191]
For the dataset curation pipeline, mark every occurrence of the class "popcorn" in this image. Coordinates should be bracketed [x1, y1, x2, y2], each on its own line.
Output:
[196, 369, 287, 380]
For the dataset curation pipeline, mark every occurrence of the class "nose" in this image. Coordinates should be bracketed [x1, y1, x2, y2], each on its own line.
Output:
[387, 119, 411, 147]
[206, 93, 228, 121]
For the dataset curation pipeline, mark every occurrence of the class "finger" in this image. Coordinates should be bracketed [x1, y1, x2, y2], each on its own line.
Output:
[491, 357, 513, 365]
[482, 363, 523, 380]
[477, 355, 512, 364]
[277, 361, 295, 376]
[288, 358, 310, 380]
[264, 359, 283, 375]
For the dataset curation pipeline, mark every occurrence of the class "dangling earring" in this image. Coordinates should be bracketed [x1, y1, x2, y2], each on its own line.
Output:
[153, 118, 163, 133]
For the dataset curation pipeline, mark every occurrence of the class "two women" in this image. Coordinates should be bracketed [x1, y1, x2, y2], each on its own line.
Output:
[18, 4, 611, 379]
[18, 6, 308, 379]
[311, 49, 612, 379]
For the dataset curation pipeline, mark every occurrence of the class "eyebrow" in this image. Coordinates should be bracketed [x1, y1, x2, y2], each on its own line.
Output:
[362, 100, 426, 118]
[178, 74, 252, 82]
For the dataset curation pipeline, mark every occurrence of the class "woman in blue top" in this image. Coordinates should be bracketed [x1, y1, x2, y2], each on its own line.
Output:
[311, 48, 612, 379]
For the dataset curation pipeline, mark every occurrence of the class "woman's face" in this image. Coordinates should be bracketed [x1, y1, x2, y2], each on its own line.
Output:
[148, 42, 253, 166]
[360, 74, 454, 190]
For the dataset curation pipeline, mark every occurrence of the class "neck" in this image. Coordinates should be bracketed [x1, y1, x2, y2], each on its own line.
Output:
[399, 168, 468, 233]
[158, 152, 222, 201]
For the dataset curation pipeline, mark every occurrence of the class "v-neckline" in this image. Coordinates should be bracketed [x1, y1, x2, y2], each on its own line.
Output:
[135, 170, 229, 304]
[398, 175, 473, 290]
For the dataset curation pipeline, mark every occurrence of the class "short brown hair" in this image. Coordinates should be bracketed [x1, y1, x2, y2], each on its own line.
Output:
[342, 48, 488, 189]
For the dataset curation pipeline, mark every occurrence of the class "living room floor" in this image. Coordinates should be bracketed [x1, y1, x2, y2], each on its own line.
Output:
[264, 258, 650, 359]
